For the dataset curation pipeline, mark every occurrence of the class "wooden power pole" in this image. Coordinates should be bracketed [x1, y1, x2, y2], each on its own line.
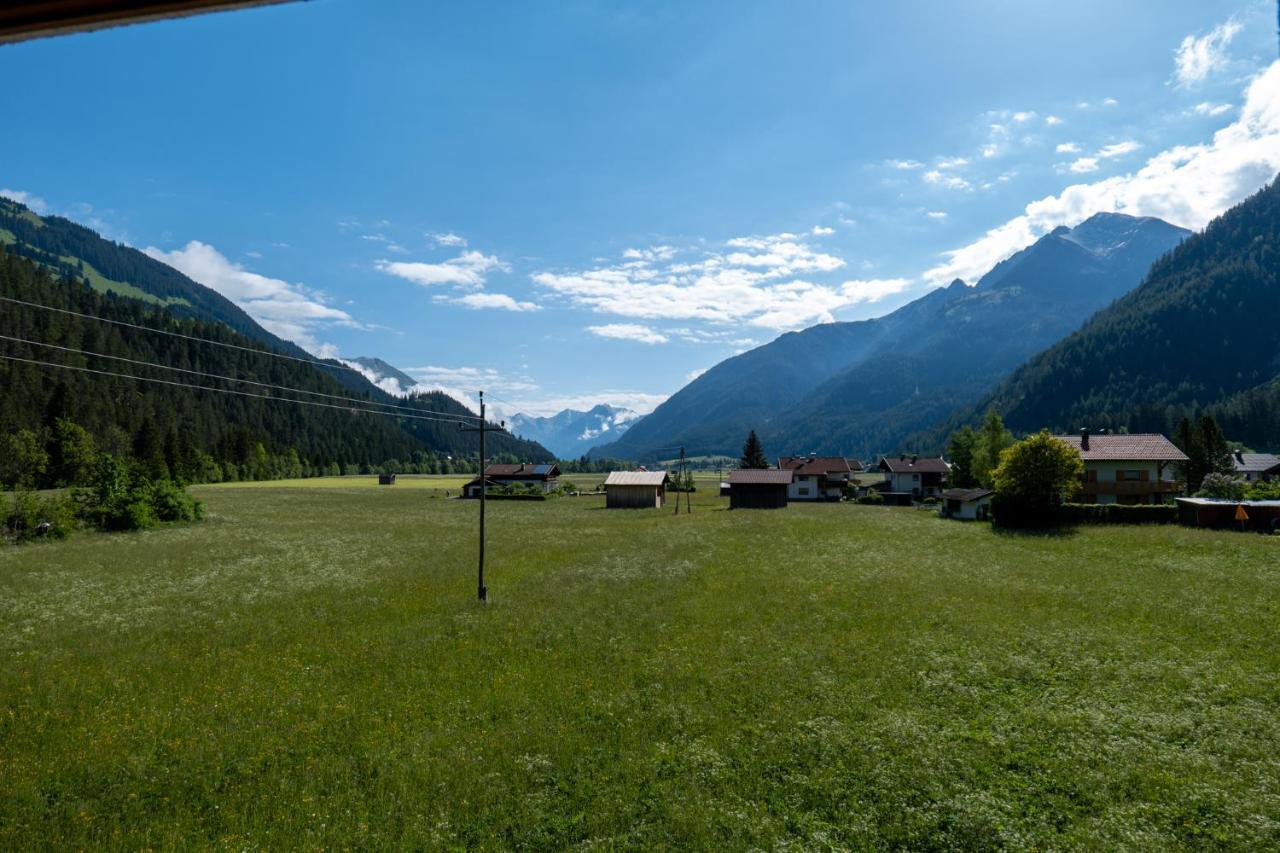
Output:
[459, 390, 490, 602]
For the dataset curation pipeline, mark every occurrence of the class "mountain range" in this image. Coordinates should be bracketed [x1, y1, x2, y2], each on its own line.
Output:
[592, 211, 1190, 462]
[509, 405, 640, 458]
[934, 176, 1280, 450]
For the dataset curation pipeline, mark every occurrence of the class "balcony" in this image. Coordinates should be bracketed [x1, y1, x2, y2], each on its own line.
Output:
[1077, 480, 1183, 496]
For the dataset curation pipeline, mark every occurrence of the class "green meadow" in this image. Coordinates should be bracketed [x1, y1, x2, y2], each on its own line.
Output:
[2, 484, 1279, 848]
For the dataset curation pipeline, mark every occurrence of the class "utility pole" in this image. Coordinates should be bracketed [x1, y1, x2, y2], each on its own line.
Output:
[459, 391, 490, 602]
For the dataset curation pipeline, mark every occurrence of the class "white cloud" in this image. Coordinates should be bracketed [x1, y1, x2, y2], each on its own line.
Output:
[1045, 115, 1064, 126]
[0, 188, 50, 215]
[1193, 101, 1233, 117]
[936, 156, 969, 169]
[502, 390, 669, 420]
[886, 159, 924, 170]
[429, 231, 467, 247]
[1056, 142, 1081, 154]
[376, 251, 508, 288]
[686, 367, 708, 382]
[1175, 19, 1242, 87]
[1098, 140, 1141, 158]
[1102, 97, 1119, 106]
[923, 170, 971, 190]
[926, 211, 948, 220]
[925, 60, 1280, 285]
[446, 292, 541, 312]
[1012, 111, 1037, 123]
[621, 245, 677, 262]
[534, 231, 903, 332]
[587, 323, 669, 345]
[1068, 157, 1100, 173]
[143, 241, 356, 354]
[981, 143, 1000, 158]
[811, 225, 835, 236]
[838, 278, 913, 304]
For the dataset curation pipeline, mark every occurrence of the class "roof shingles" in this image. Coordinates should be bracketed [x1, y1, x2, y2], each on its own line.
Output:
[1053, 434, 1188, 462]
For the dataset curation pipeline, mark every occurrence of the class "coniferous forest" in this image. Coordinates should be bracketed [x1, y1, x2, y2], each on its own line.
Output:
[0, 249, 552, 488]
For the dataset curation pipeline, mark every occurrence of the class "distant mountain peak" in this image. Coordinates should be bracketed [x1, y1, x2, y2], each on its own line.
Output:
[510, 404, 640, 458]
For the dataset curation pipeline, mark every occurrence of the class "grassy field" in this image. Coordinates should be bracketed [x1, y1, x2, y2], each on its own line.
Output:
[2, 486, 1279, 848]
[203, 474, 477, 493]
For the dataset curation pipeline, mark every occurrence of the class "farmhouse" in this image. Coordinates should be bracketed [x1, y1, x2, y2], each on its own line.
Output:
[462, 463, 561, 498]
[727, 468, 794, 509]
[1231, 451, 1280, 483]
[1052, 431, 1186, 505]
[940, 488, 994, 520]
[777, 455, 853, 501]
[877, 455, 950, 501]
[604, 470, 671, 508]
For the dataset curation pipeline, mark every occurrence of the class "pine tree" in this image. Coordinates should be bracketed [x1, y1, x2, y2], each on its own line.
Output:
[946, 425, 979, 488]
[975, 409, 1013, 488]
[739, 430, 769, 469]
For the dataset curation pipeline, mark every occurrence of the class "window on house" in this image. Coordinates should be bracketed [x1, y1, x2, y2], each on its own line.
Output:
[1117, 470, 1147, 481]
[798, 487, 810, 496]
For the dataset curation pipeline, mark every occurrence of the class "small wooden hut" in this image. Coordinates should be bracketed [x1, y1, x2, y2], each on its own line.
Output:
[604, 470, 670, 509]
[727, 468, 793, 509]
[378, 473, 397, 485]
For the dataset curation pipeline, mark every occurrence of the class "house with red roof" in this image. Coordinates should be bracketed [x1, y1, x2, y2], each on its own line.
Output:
[777, 455, 856, 501]
[1053, 430, 1187, 505]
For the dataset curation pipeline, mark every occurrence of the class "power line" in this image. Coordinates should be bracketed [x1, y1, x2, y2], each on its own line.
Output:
[1, 294, 481, 420]
[0, 331, 481, 420]
[0, 293, 367, 373]
[0, 352, 481, 427]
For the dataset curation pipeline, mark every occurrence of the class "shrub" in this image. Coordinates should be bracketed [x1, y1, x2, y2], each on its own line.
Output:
[4, 492, 78, 543]
[1196, 472, 1247, 501]
[991, 431, 1084, 528]
[149, 479, 204, 522]
[856, 490, 884, 505]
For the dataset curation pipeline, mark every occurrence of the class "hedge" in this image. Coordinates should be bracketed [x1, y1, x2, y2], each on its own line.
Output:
[480, 492, 548, 501]
[1057, 503, 1178, 525]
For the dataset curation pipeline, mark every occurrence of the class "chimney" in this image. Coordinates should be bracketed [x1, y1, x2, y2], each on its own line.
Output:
[911, 454, 918, 463]
[899, 454, 906, 461]
[1080, 428, 1090, 451]
[1236, 450, 1244, 463]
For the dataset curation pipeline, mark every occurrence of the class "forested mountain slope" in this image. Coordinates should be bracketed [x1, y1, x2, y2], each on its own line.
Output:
[0, 250, 551, 479]
[934, 176, 1280, 448]
[595, 212, 1188, 461]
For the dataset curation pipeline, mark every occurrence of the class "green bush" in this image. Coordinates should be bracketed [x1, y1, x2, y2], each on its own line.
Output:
[149, 479, 204, 522]
[1056, 503, 1178, 525]
[856, 490, 884, 505]
[4, 492, 76, 542]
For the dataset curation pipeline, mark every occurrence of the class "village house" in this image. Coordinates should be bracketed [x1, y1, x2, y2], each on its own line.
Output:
[1231, 451, 1280, 483]
[777, 456, 854, 501]
[604, 470, 671, 509]
[939, 488, 994, 520]
[727, 468, 794, 509]
[876, 455, 950, 502]
[462, 463, 560, 498]
[1053, 431, 1186, 505]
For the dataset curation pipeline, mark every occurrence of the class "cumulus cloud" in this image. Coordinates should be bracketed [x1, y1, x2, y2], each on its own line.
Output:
[376, 251, 508, 288]
[886, 159, 924, 170]
[1068, 157, 1100, 173]
[534, 231, 908, 331]
[144, 241, 356, 354]
[925, 61, 1280, 284]
[936, 156, 969, 169]
[926, 211, 948, 220]
[1045, 115, 1064, 126]
[1056, 142, 1082, 154]
[587, 323, 670, 345]
[0, 188, 50, 215]
[811, 225, 835, 236]
[1175, 19, 1242, 87]
[445, 292, 541, 312]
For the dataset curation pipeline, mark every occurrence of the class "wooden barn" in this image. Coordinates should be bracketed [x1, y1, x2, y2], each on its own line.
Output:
[727, 468, 794, 509]
[604, 470, 670, 508]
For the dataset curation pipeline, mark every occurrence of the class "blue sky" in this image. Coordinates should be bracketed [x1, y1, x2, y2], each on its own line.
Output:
[2, 0, 1279, 418]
